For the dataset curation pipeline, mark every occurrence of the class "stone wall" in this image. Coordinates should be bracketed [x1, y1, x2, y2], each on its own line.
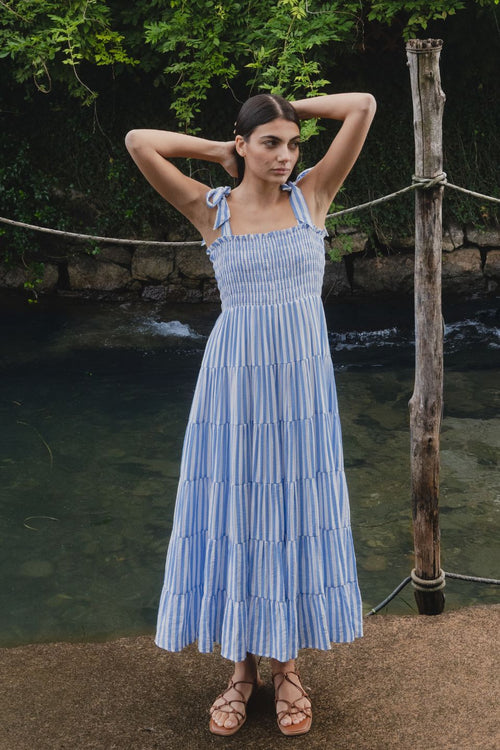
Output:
[2, 222, 500, 302]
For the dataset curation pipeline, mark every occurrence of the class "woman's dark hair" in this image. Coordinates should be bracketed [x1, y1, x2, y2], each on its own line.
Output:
[233, 94, 301, 184]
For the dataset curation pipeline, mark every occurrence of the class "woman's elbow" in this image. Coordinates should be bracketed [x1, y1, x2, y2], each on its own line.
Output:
[361, 93, 377, 115]
[125, 129, 144, 154]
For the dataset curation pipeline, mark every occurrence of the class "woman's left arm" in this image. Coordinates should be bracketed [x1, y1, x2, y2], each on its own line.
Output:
[291, 93, 376, 224]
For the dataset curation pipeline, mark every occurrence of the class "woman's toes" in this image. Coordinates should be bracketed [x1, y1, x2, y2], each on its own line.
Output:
[213, 707, 237, 728]
[214, 710, 225, 726]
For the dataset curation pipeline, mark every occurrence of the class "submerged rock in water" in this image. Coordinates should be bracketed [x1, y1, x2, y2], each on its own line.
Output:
[362, 554, 388, 572]
[19, 559, 55, 578]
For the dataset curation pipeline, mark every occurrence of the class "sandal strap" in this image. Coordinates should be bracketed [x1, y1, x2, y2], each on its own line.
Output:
[272, 671, 308, 696]
[276, 702, 313, 721]
[209, 678, 257, 722]
[272, 671, 312, 721]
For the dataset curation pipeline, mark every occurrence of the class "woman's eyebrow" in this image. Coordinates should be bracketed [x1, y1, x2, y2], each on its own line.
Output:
[258, 134, 301, 142]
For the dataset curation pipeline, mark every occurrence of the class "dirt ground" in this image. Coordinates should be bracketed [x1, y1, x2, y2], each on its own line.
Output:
[1, 604, 498, 750]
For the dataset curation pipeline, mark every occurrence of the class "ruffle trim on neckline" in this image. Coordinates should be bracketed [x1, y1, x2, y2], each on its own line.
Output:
[205, 221, 328, 257]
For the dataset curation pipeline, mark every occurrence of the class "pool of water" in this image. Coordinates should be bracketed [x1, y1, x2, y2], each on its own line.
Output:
[0, 294, 498, 646]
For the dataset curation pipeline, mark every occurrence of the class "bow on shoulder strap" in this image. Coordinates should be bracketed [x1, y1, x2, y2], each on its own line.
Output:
[206, 186, 232, 231]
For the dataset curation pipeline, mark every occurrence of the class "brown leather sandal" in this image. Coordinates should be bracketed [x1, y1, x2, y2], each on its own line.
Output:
[209, 676, 262, 736]
[272, 671, 312, 736]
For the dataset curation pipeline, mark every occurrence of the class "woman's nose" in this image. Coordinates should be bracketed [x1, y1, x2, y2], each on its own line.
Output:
[277, 147, 290, 162]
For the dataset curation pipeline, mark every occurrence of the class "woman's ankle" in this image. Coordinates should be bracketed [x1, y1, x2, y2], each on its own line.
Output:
[270, 657, 296, 676]
[233, 653, 258, 681]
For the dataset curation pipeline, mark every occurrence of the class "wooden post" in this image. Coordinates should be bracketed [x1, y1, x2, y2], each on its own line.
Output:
[406, 38, 446, 615]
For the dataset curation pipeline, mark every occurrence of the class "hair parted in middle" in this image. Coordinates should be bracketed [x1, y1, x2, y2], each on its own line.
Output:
[233, 93, 301, 184]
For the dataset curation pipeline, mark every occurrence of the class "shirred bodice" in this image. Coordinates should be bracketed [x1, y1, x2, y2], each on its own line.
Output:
[205, 179, 327, 309]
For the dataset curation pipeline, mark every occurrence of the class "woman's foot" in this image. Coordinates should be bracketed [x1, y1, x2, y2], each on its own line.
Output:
[209, 654, 262, 735]
[270, 658, 312, 736]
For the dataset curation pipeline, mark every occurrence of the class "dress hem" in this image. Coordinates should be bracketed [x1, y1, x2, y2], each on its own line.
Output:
[154, 630, 364, 663]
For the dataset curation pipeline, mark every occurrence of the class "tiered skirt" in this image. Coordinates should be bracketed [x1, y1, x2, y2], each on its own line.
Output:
[155, 295, 363, 662]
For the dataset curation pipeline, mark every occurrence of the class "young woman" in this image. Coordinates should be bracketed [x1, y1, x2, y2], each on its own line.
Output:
[126, 90, 376, 737]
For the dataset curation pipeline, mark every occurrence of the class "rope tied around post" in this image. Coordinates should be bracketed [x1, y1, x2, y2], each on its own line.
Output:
[366, 569, 500, 616]
[410, 568, 446, 592]
[412, 172, 447, 189]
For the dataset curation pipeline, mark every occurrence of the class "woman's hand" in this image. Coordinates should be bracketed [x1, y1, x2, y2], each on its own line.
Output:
[219, 141, 238, 178]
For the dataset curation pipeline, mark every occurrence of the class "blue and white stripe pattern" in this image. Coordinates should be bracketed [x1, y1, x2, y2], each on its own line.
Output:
[155, 174, 363, 662]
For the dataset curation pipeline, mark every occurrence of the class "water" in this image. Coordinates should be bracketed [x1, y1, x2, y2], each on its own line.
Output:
[0, 295, 498, 647]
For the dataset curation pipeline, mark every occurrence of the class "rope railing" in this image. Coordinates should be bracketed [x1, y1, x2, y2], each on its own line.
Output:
[327, 172, 500, 220]
[366, 570, 500, 616]
[0, 216, 201, 248]
[1, 175, 498, 247]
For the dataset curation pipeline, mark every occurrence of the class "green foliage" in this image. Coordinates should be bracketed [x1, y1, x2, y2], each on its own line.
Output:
[368, 0, 465, 37]
[140, 0, 361, 128]
[143, 1, 240, 129]
[241, 1, 355, 96]
[0, 0, 138, 103]
[0, 140, 66, 257]
[368, 0, 499, 38]
[2, 1, 496, 125]
[324, 187, 365, 261]
[23, 261, 45, 304]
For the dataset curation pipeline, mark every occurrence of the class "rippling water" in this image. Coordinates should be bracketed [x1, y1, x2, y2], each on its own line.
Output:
[0, 295, 498, 646]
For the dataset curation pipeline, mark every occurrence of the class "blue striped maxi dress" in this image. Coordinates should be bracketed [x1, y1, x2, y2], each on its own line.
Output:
[155, 173, 363, 663]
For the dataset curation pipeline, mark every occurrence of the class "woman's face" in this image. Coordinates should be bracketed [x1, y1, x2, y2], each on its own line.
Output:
[236, 117, 300, 184]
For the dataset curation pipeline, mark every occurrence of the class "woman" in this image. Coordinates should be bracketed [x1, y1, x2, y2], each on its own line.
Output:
[126, 90, 376, 737]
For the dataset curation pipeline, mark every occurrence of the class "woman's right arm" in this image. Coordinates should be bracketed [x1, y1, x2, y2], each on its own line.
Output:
[125, 130, 236, 228]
